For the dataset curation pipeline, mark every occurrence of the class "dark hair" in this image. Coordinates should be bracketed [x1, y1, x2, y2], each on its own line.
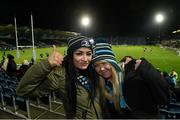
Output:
[7, 54, 14, 59]
[120, 56, 136, 74]
[120, 56, 133, 63]
[63, 54, 98, 118]
[63, 55, 77, 118]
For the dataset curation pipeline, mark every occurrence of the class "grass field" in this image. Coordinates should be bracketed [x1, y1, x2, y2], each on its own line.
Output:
[1, 45, 180, 81]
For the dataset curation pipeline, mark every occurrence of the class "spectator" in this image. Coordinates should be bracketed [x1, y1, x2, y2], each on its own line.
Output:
[45, 52, 49, 58]
[0, 56, 5, 67]
[166, 70, 178, 89]
[120, 56, 170, 118]
[3, 54, 17, 77]
[40, 53, 44, 59]
[16, 35, 102, 119]
[17, 60, 30, 79]
[30, 57, 34, 66]
[162, 71, 175, 89]
[92, 42, 131, 118]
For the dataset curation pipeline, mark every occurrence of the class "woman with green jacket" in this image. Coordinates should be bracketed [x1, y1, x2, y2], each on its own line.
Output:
[16, 35, 102, 119]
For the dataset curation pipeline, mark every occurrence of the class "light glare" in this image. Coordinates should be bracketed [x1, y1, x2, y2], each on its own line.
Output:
[81, 16, 90, 27]
[155, 14, 164, 23]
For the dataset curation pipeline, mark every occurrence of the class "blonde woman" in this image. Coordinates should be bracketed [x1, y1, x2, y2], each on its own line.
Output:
[92, 42, 131, 118]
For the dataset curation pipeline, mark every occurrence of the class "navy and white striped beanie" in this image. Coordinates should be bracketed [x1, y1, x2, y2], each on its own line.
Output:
[92, 42, 121, 72]
[67, 35, 95, 55]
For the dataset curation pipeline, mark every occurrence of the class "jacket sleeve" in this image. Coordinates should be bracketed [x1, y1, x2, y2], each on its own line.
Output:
[136, 59, 170, 105]
[16, 59, 64, 97]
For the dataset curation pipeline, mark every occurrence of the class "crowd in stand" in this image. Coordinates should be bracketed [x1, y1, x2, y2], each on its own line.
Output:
[161, 39, 180, 49]
[0, 54, 32, 80]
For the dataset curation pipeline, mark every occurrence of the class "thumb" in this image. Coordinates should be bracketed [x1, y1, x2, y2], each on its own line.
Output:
[52, 45, 56, 53]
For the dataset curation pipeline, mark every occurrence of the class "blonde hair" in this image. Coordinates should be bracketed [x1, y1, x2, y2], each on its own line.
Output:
[99, 62, 120, 111]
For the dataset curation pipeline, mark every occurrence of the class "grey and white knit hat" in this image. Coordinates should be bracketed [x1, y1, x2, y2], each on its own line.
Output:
[92, 42, 121, 71]
[67, 35, 95, 55]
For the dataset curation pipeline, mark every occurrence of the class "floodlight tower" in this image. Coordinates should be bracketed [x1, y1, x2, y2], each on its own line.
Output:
[155, 13, 164, 41]
[81, 16, 90, 36]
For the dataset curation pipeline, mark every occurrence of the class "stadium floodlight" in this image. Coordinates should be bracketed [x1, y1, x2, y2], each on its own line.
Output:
[154, 13, 165, 41]
[81, 15, 91, 35]
[155, 14, 164, 23]
[81, 16, 90, 27]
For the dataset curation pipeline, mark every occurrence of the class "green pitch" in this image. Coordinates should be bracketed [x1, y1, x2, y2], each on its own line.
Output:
[1, 45, 180, 81]
[0, 46, 67, 64]
[112, 45, 180, 82]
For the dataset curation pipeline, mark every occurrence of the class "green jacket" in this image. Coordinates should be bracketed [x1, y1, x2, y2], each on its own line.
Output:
[16, 60, 102, 119]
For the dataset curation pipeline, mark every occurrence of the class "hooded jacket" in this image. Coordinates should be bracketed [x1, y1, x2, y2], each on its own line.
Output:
[123, 59, 170, 118]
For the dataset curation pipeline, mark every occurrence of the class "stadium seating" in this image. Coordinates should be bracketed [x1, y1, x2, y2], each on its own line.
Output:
[0, 86, 5, 110]
[160, 103, 180, 119]
[0, 72, 9, 80]
[0, 80, 7, 88]
[29, 92, 65, 117]
[0, 74, 65, 119]
[6, 80, 17, 90]
[0, 70, 31, 118]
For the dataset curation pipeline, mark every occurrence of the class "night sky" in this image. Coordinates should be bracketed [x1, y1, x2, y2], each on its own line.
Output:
[0, 0, 180, 37]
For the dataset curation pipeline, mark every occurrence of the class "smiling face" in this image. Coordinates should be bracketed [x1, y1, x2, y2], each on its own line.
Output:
[94, 61, 112, 79]
[73, 47, 92, 70]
